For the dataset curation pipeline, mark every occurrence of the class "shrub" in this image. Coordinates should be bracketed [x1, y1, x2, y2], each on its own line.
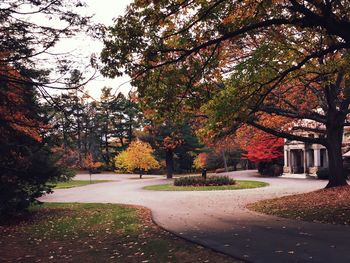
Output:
[258, 162, 283, 177]
[0, 148, 70, 215]
[270, 164, 283, 176]
[174, 175, 235, 187]
[317, 168, 329, 180]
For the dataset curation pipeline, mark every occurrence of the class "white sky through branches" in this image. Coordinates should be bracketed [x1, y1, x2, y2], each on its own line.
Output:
[53, 0, 133, 100]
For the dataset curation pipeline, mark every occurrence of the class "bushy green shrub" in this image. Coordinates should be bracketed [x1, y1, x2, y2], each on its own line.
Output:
[174, 176, 235, 186]
[0, 147, 72, 215]
[317, 168, 329, 180]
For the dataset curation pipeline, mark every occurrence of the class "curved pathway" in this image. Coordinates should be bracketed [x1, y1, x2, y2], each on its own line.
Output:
[40, 171, 350, 263]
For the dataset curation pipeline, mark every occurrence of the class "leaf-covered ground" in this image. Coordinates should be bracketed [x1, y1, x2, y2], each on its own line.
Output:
[248, 185, 350, 225]
[144, 180, 268, 191]
[0, 203, 242, 263]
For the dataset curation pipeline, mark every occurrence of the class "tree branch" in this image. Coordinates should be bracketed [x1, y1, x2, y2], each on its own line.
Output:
[259, 105, 326, 123]
[247, 120, 326, 145]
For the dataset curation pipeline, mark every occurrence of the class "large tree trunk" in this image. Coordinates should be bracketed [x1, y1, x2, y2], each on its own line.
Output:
[165, 149, 174, 179]
[325, 115, 348, 188]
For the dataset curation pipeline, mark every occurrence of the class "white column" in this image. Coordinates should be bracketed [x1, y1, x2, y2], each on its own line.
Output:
[288, 150, 291, 167]
[314, 149, 321, 167]
[284, 150, 288, 167]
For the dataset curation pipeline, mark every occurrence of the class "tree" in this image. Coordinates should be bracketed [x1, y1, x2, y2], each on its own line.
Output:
[51, 145, 80, 169]
[198, 132, 244, 172]
[143, 120, 203, 178]
[48, 86, 93, 167]
[236, 125, 284, 164]
[114, 141, 160, 178]
[47, 87, 145, 170]
[193, 153, 207, 170]
[0, 0, 90, 89]
[102, 1, 350, 188]
[0, 1, 91, 213]
[236, 125, 284, 175]
[243, 135, 284, 164]
[83, 152, 102, 182]
[0, 64, 65, 214]
[93, 87, 145, 165]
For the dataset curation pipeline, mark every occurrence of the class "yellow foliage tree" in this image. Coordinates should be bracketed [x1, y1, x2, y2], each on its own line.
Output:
[115, 141, 160, 178]
[114, 150, 130, 172]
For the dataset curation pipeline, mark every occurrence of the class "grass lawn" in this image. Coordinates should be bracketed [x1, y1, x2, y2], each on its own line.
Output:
[54, 180, 112, 189]
[143, 180, 268, 191]
[248, 185, 350, 225]
[0, 203, 241, 263]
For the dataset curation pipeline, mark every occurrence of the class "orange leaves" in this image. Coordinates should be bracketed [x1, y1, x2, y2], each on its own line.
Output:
[162, 136, 182, 150]
[10, 124, 42, 142]
[222, 1, 257, 25]
[143, 109, 156, 118]
[193, 152, 207, 169]
[83, 153, 102, 170]
[0, 63, 45, 142]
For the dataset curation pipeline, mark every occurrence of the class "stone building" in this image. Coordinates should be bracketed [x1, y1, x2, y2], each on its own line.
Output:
[283, 130, 350, 178]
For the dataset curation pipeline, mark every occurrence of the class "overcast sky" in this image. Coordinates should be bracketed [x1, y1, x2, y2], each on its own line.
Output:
[55, 0, 134, 100]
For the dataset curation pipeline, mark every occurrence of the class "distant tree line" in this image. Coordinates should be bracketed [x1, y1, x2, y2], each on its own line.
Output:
[47, 85, 144, 170]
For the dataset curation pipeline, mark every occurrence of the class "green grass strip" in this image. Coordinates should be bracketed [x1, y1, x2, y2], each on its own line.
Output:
[53, 180, 112, 189]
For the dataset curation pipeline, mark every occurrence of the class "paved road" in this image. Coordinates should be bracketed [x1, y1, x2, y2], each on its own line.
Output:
[40, 171, 350, 263]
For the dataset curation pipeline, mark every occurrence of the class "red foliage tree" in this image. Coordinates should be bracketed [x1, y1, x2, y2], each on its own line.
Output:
[243, 134, 284, 163]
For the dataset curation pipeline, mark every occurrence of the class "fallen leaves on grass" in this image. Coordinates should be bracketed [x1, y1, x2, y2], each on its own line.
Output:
[248, 185, 350, 225]
[0, 203, 241, 263]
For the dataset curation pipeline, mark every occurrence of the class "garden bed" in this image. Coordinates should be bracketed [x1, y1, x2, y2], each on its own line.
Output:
[144, 180, 268, 191]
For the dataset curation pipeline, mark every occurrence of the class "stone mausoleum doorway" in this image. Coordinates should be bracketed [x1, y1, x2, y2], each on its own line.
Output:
[290, 149, 304, 174]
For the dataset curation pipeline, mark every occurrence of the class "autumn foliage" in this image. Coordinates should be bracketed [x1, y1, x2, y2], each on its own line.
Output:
[83, 153, 103, 173]
[242, 135, 284, 163]
[0, 64, 65, 213]
[237, 125, 284, 163]
[101, 1, 350, 187]
[0, 63, 46, 142]
[193, 153, 207, 170]
[115, 141, 160, 178]
[233, 125, 284, 176]
[51, 146, 81, 169]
